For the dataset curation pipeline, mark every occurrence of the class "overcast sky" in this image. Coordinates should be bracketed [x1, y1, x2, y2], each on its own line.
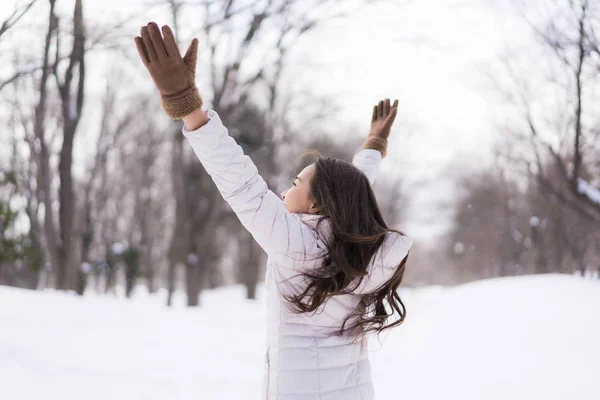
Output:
[1, 0, 535, 244]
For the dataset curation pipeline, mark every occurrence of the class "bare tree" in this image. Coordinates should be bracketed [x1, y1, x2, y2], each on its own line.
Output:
[76, 76, 141, 294]
[523, 160, 600, 276]
[30, 0, 60, 287]
[50, 0, 86, 290]
[447, 144, 600, 283]
[486, 0, 600, 277]
[447, 164, 531, 282]
[511, 0, 600, 222]
[9, 0, 87, 291]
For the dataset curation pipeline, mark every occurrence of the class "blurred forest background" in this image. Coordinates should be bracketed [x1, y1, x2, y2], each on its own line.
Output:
[0, 0, 599, 307]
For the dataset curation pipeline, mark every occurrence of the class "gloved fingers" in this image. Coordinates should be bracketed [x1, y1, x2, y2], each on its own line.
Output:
[183, 38, 199, 69]
[147, 22, 168, 59]
[134, 36, 150, 65]
[161, 25, 182, 58]
[383, 98, 390, 116]
[386, 105, 398, 126]
[140, 25, 158, 63]
[377, 100, 384, 119]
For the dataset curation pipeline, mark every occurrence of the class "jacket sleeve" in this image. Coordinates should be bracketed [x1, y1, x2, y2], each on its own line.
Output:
[182, 110, 322, 261]
[352, 149, 382, 185]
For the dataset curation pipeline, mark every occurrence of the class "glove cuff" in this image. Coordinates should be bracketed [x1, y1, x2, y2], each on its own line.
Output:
[160, 86, 203, 119]
[362, 137, 388, 158]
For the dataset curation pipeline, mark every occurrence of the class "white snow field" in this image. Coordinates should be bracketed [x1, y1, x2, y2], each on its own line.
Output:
[1, 274, 599, 400]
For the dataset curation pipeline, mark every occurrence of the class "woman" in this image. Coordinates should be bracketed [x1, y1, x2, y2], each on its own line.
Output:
[135, 22, 412, 400]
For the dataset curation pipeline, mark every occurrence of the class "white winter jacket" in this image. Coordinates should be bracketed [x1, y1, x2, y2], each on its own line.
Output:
[183, 110, 413, 400]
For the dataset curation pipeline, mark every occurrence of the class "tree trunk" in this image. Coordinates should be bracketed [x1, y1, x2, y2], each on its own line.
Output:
[54, 0, 85, 291]
[104, 258, 117, 295]
[139, 221, 153, 292]
[34, 0, 59, 285]
[166, 257, 177, 307]
[55, 112, 78, 290]
[142, 237, 158, 294]
[530, 224, 547, 274]
[125, 272, 136, 298]
[24, 198, 44, 289]
[245, 266, 258, 299]
[166, 132, 187, 306]
[243, 235, 261, 300]
[578, 260, 586, 278]
[77, 198, 93, 295]
[185, 260, 203, 307]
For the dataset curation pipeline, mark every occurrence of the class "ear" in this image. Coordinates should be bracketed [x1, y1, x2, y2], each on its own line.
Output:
[308, 201, 320, 214]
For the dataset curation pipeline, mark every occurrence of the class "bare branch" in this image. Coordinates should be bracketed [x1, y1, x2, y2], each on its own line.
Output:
[0, 69, 30, 92]
[0, 0, 38, 40]
[570, 0, 586, 187]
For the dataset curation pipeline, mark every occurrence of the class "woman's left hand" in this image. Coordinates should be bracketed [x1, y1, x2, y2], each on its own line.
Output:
[369, 98, 398, 140]
[362, 98, 398, 158]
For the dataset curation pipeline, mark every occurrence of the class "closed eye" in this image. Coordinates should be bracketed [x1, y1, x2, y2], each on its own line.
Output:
[292, 181, 297, 187]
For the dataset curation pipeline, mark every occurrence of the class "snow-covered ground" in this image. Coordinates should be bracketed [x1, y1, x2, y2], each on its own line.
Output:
[1, 274, 599, 399]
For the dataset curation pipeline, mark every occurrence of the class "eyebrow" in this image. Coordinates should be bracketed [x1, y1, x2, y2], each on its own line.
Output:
[296, 176, 301, 182]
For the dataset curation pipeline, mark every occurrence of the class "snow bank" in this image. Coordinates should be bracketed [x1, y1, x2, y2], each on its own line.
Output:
[1, 274, 598, 399]
[371, 275, 600, 400]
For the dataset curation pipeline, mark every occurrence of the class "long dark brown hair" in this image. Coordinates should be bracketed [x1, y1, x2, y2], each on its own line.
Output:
[284, 156, 409, 342]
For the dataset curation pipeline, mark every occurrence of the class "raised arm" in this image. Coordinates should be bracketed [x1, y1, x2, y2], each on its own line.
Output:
[352, 149, 382, 185]
[181, 109, 323, 260]
[134, 23, 322, 261]
[352, 98, 399, 185]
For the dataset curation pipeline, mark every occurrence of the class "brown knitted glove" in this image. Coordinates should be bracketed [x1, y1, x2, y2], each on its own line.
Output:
[134, 22, 202, 119]
[362, 98, 398, 157]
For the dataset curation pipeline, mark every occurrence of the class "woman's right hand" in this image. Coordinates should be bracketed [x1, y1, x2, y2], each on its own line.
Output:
[134, 22, 203, 120]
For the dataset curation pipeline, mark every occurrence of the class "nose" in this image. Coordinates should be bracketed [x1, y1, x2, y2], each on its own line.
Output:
[281, 190, 287, 200]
